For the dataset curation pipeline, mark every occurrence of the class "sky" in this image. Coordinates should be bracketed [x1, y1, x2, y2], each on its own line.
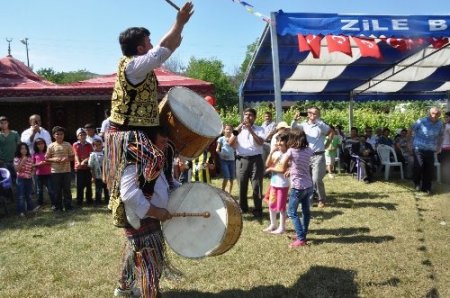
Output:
[2, 0, 450, 75]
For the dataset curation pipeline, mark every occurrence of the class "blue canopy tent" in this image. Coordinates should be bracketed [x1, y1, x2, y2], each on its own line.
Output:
[240, 11, 450, 124]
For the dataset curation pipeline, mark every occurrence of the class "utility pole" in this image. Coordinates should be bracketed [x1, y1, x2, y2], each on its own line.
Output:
[6, 38, 12, 56]
[20, 38, 30, 67]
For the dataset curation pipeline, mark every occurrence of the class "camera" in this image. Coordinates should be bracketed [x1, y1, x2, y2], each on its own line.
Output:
[299, 111, 308, 117]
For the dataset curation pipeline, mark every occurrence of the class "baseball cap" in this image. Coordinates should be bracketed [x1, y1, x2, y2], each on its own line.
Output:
[76, 128, 86, 136]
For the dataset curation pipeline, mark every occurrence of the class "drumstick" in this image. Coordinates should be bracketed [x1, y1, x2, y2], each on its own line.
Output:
[171, 212, 210, 218]
[164, 0, 180, 11]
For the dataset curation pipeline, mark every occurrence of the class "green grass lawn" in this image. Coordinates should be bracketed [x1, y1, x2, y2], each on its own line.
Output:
[0, 174, 449, 298]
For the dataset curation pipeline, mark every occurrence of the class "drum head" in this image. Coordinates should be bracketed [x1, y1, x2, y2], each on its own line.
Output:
[167, 87, 222, 138]
[163, 183, 229, 259]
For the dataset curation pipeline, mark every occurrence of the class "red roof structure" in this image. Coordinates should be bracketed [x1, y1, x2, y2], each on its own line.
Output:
[0, 56, 214, 101]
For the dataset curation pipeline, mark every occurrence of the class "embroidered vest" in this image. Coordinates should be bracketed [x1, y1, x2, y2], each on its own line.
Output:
[110, 56, 159, 127]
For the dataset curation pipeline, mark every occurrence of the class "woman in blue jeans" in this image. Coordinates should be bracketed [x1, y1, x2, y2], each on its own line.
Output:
[279, 128, 314, 248]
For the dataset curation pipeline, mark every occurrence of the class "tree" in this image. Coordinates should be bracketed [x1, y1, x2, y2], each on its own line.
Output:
[37, 68, 95, 84]
[185, 57, 238, 111]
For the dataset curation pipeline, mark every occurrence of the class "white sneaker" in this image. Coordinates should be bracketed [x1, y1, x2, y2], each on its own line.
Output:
[32, 205, 40, 213]
[114, 287, 141, 297]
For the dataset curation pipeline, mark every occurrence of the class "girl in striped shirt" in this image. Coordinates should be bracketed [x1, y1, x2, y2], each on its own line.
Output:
[14, 142, 39, 217]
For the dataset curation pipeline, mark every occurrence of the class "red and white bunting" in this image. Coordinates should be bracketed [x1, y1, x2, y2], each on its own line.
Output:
[353, 37, 382, 60]
[326, 35, 352, 57]
[297, 34, 322, 58]
[429, 37, 449, 49]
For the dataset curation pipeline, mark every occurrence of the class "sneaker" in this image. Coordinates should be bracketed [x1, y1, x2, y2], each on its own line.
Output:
[31, 205, 40, 213]
[114, 287, 141, 297]
[289, 239, 307, 248]
[415, 185, 421, 191]
[19, 213, 25, 218]
[318, 201, 325, 208]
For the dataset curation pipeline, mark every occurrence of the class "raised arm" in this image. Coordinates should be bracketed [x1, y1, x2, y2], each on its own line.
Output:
[159, 2, 194, 52]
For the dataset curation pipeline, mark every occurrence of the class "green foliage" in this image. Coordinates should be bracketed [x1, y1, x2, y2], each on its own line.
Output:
[219, 101, 438, 134]
[185, 57, 238, 111]
[37, 67, 95, 84]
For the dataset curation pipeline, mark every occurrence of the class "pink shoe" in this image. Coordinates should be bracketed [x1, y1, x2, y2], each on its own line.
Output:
[289, 239, 307, 248]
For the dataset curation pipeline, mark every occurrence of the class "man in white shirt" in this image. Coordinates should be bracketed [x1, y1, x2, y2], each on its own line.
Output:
[291, 107, 334, 208]
[20, 114, 52, 154]
[229, 108, 265, 218]
[261, 111, 276, 168]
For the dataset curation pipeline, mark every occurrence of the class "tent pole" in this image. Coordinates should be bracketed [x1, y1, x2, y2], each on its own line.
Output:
[349, 92, 354, 133]
[270, 12, 283, 123]
[238, 83, 244, 121]
[447, 91, 450, 112]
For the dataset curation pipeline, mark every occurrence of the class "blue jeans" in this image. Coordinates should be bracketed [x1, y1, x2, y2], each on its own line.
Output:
[16, 177, 34, 214]
[287, 187, 313, 241]
[36, 174, 55, 205]
[219, 159, 235, 179]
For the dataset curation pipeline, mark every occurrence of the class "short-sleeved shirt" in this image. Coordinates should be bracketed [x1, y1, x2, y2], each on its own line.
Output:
[412, 117, 444, 151]
[325, 135, 341, 158]
[235, 125, 265, 156]
[73, 141, 93, 171]
[285, 147, 313, 190]
[270, 151, 290, 188]
[33, 152, 52, 176]
[261, 121, 276, 141]
[217, 136, 235, 160]
[46, 141, 74, 173]
[0, 130, 20, 163]
[299, 120, 330, 152]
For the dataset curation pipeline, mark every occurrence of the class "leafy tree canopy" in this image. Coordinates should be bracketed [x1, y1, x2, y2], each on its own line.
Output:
[37, 68, 95, 84]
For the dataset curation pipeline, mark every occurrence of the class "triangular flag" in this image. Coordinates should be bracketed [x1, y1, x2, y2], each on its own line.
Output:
[384, 38, 409, 52]
[429, 37, 449, 49]
[326, 35, 352, 57]
[353, 37, 382, 60]
[297, 34, 323, 58]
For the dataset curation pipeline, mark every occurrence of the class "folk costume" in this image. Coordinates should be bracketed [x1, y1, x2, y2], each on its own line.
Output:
[104, 46, 172, 298]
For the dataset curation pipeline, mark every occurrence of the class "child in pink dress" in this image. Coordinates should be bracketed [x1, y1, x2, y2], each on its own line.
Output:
[264, 133, 290, 234]
[33, 138, 55, 207]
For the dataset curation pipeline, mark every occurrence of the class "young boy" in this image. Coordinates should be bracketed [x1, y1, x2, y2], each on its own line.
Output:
[45, 126, 74, 212]
[88, 137, 109, 205]
[73, 128, 93, 206]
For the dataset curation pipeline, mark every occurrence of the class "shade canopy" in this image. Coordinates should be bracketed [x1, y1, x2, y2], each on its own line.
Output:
[241, 12, 450, 103]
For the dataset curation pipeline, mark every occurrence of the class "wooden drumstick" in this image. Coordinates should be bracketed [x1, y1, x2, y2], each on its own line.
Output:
[164, 0, 180, 11]
[171, 212, 210, 218]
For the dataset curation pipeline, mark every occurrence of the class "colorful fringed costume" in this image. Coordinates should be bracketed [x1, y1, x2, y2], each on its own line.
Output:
[104, 123, 168, 298]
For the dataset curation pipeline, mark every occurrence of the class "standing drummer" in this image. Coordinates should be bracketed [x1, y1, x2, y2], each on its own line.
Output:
[104, 2, 194, 298]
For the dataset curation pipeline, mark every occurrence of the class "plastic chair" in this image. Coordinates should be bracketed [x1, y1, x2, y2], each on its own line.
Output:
[0, 168, 12, 214]
[350, 154, 365, 181]
[334, 149, 341, 174]
[434, 153, 441, 183]
[376, 144, 404, 180]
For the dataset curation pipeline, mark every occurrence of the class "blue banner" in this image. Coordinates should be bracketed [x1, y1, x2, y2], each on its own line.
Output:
[276, 11, 450, 38]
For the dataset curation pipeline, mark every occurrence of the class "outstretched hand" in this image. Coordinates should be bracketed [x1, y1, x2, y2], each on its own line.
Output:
[177, 2, 194, 25]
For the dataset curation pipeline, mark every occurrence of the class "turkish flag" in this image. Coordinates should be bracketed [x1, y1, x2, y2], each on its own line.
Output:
[326, 35, 352, 57]
[429, 37, 449, 49]
[297, 34, 322, 58]
[353, 37, 382, 59]
[384, 38, 409, 52]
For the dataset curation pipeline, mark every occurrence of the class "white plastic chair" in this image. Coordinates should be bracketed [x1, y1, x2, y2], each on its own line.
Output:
[376, 144, 404, 180]
[434, 153, 441, 183]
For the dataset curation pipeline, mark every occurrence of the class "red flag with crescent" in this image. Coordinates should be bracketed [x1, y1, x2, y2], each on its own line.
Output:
[297, 34, 322, 58]
[429, 37, 449, 49]
[326, 35, 352, 57]
[353, 37, 382, 60]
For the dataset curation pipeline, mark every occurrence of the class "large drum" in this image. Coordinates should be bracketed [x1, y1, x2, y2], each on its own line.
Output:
[162, 183, 243, 259]
[159, 87, 222, 159]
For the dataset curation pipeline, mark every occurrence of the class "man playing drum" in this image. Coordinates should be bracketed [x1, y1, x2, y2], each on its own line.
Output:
[103, 2, 194, 297]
